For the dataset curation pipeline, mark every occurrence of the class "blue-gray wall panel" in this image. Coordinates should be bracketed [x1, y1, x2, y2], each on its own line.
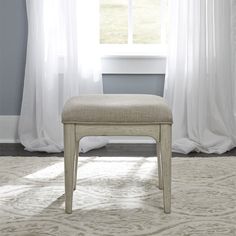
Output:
[103, 74, 165, 96]
[0, 0, 27, 115]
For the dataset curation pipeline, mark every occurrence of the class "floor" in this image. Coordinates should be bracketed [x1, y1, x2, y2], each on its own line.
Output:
[1, 144, 236, 235]
[0, 143, 236, 157]
[1, 155, 236, 235]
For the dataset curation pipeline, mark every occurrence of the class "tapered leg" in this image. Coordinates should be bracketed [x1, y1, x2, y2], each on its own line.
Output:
[64, 124, 76, 214]
[157, 142, 163, 190]
[73, 141, 79, 190]
[160, 125, 172, 214]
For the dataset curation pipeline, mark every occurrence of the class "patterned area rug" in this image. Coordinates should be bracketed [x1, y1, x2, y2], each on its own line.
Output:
[0, 156, 236, 236]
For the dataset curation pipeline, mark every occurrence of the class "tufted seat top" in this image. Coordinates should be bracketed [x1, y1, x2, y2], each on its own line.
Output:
[62, 94, 172, 124]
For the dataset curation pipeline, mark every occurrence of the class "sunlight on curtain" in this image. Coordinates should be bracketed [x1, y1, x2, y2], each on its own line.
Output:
[19, 0, 107, 153]
[165, 0, 236, 154]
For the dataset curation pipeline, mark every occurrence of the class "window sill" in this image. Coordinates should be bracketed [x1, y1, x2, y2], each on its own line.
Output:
[101, 54, 166, 59]
[100, 44, 167, 60]
[101, 55, 166, 74]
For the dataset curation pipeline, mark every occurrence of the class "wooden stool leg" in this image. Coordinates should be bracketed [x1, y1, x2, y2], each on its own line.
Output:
[64, 124, 76, 214]
[160, 124, 172, 214]
[73, 141, 79, 190]
[157, 142, 163, 190]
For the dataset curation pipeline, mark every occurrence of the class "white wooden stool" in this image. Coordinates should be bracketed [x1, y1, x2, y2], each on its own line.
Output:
[62, 94, 173, 214]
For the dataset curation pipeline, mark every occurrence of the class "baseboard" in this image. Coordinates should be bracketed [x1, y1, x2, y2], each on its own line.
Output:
[0, 115, 155, 144]
[0, 116, 20, 143]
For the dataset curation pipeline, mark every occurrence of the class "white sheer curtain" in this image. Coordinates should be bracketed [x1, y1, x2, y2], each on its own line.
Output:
[19, 0, 108, 153]
[165, 0, 236, 154]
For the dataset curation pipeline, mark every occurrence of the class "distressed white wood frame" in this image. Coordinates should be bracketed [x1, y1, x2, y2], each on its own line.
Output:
[64, 123, 172, 214]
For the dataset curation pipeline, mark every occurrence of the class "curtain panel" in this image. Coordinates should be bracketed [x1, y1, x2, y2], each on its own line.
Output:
[165, 0, 236, 154]
[19, 0, 107, 152]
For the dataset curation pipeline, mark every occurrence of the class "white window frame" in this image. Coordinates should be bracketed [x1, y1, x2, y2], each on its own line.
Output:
[100, 0, 167, 74]
[128, 0, 133, 45]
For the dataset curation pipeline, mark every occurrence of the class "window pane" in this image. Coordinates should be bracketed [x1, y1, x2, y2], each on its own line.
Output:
[133, 0, 167, 44]
[100, 0, 128, 44]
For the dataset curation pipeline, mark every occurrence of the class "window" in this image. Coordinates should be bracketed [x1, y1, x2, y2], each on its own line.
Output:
[100, 0, 168, 55]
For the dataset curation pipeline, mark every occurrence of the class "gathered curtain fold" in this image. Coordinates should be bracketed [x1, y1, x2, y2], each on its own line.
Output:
[165, 0, 236, 154]
[19, 0, 108, 153]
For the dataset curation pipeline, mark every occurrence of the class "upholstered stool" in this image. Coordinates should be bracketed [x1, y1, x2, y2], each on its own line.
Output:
[62, 94, 173, 214]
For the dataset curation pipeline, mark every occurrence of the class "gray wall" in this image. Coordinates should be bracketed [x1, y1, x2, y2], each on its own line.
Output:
[0, 0, 28, 115]
[103, 74, 164, 96]
[0, 0, 165, 116]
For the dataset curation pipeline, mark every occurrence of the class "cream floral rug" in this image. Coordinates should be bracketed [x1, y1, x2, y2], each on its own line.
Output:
[0, 156, 236, 236]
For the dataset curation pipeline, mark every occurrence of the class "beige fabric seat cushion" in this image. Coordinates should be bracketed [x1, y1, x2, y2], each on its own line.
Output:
[62, 94, 173, 124]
